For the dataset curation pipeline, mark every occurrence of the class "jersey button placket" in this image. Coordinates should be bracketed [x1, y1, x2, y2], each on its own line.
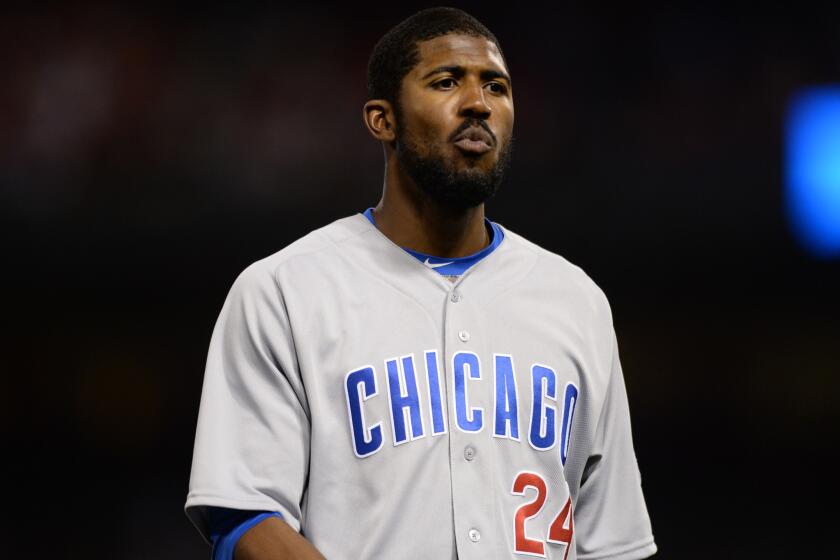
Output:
[445, 284, 491, 559]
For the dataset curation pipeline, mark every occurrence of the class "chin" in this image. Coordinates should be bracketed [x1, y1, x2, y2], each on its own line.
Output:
[453, 152, 496, 169]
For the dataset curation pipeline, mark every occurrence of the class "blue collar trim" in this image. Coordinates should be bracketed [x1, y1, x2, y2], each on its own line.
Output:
[362, 207, 504, 276]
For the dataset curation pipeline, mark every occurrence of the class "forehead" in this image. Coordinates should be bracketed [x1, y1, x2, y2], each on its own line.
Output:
[411, 33, 508, 77]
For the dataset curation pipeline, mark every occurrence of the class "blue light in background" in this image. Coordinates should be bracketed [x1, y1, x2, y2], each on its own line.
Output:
[786, 87, 840, 258]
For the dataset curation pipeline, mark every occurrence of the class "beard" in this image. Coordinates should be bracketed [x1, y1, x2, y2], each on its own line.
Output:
[394, 119, 513, 210]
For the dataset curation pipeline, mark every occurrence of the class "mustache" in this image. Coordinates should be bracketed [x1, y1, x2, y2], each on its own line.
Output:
[449, 118, 497, 145]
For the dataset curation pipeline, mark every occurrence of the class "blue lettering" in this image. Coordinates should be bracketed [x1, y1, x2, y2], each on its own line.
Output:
[493, 354, 519, 439]
[560, 382, 578, 465]
[453, 351, 483, 432]
[386, 356, 425, 444]
[345, 366, 383, 458]
[425, 350, 447, 435]
[529, 364, 557, 450]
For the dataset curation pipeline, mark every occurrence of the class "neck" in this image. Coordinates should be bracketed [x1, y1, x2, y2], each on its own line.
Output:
[371, 157, 490, 258]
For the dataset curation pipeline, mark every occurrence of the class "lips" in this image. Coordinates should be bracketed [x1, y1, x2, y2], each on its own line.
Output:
[452, 126, 494, 155]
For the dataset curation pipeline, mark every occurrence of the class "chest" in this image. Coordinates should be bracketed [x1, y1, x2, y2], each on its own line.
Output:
[283, 274, 598, 463]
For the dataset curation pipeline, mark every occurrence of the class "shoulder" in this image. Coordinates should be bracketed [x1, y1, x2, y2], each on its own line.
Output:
[235, 214, 369, 283]
[496, 224, 613, 321]
[227, 214, 370, 300]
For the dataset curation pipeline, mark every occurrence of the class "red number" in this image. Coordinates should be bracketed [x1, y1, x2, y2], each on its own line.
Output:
[512, 472, 547, 556]
[547, 497, 574, 560]
[511, 472, 574, 558]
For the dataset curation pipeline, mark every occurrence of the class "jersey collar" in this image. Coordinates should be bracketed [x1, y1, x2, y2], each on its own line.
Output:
[361, 207, 505, 277]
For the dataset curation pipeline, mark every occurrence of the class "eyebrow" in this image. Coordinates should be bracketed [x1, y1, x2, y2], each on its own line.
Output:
[420, 65, 512, 85]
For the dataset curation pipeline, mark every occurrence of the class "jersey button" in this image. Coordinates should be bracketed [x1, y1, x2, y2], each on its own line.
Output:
[464, 446, 476, 461]
[450, 291, 461, 303]
[468, 528, 481, 543]
[458, 330, 470, 342]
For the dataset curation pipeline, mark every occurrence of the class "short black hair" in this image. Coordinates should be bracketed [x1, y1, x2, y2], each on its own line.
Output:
[367, 7, 507, 107]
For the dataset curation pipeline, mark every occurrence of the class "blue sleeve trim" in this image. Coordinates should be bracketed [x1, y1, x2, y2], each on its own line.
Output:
[210, 509, 284, 560]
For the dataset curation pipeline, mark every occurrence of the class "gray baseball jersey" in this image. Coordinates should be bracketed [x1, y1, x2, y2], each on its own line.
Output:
[186, 213, 656, 560]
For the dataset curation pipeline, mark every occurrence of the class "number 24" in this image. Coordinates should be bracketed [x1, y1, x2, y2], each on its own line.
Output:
[512, 471, 573, 559]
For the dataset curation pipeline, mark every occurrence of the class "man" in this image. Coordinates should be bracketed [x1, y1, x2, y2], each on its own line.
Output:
[186, 7, 656, 560]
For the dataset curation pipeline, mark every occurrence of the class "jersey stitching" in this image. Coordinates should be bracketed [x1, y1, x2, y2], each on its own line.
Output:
[256, 218, 442, 328]
[250, 216, 370, 272]
[486, 228, 611, 325]
[317, 228, 448, 327]
[265, 267, 310, 419]
[482, 248, 543, 307]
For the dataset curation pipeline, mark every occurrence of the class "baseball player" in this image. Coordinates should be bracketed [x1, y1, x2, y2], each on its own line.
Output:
[186, 7, 656, 560]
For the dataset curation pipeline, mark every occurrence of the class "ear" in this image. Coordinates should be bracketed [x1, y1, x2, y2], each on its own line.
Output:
[363, 99, 397, 143]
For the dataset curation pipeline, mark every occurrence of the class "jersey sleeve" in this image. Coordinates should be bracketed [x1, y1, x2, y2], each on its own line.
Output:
[185, 262, 310, 543]
[574, 332, 657, 560]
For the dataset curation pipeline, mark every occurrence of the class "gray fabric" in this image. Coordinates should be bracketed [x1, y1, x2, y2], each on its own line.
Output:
[185, 213, 656, 559]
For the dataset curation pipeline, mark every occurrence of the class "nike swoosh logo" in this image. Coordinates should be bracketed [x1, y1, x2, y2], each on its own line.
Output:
[424, 257, 454, 269]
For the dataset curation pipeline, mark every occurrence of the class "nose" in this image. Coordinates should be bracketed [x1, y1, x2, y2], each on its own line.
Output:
[459, 81, 491, 119]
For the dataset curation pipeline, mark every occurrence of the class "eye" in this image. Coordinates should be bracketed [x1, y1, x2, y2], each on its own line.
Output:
[434, 78, 457, 89]
[486, 82, 508, 95]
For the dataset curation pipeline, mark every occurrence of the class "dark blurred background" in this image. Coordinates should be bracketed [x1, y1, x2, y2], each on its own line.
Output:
[3, 1, 839, 558]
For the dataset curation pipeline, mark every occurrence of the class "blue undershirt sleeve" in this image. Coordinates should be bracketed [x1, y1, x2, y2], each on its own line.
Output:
[207, 507, 284, 560]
